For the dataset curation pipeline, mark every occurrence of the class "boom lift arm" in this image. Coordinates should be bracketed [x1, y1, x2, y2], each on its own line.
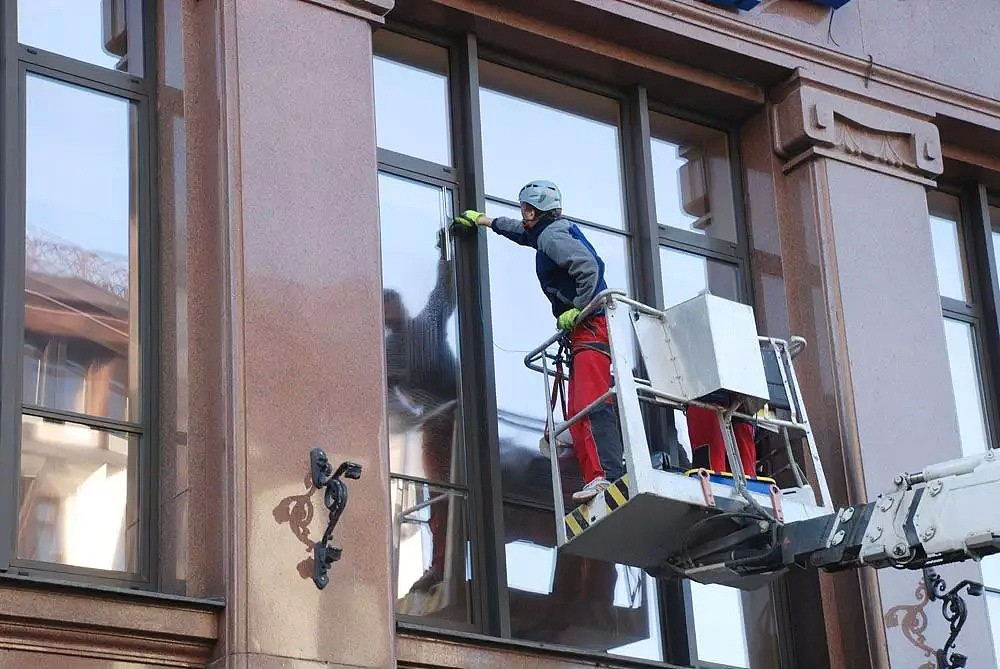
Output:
[686, 451, 1000, 581]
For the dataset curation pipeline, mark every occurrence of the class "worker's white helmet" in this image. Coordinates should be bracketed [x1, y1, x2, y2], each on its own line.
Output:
[518, 180, 562, 212]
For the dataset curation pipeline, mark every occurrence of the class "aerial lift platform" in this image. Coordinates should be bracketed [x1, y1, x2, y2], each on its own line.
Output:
[524, 291, 1000, 591]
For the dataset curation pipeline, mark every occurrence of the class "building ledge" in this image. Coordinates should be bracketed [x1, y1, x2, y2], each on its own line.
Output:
[0, 573, 222, 668]
[397, 624, 685, 669]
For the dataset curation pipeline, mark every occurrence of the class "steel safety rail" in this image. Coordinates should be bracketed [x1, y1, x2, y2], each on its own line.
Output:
[523, 290, 834, 546]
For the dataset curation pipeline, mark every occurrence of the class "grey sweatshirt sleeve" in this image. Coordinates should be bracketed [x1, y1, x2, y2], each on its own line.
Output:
[537, 225, 601, 309]
[490, 216, 531, 247]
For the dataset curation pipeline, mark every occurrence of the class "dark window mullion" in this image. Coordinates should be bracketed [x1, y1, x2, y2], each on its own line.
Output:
[623, 86, 692, 667]
[390, 471, 471, 496]
[970, 185, 1000, 448]
[17, 44, 146, 96]
[484, 194, 633, 239]
[0, 0, 25, 570]
[21, 405, 145, 435]
[658, 236, 743, 267]
[452, 31, 511, 639]
[659, 226, 742, 260]
[377, 148, 458, 185]
[942, 297, 979, 321]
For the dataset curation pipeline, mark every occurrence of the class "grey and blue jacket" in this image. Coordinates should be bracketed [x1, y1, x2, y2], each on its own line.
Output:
[491, 216, 607, 318]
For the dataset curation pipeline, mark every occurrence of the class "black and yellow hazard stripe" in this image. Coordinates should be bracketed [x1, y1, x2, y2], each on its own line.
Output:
[564, 475, 631, 540]
[564, 507, 590, 539]
[603, 475, 630, 510]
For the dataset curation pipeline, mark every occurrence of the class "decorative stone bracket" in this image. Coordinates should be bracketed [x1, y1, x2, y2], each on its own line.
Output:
[298, 0, 394, 24]
[771, 78, 943, 185]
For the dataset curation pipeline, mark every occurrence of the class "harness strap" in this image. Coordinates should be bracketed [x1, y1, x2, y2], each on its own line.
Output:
[550, 338, 569, 417]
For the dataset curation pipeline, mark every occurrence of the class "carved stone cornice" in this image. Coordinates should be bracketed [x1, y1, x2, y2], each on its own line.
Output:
[771, 78, 944, 185]
[0, 578, 221, 667]
[298, 0, 394, 24]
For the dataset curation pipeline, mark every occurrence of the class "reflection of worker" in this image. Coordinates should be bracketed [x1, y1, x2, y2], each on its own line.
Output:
[455, 181, 623, 502]
[383, 229, 457, 594]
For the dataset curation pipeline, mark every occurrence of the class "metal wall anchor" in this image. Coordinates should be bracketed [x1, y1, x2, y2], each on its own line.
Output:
[922, 567, 983, 669]
[309, 448, 362, 590]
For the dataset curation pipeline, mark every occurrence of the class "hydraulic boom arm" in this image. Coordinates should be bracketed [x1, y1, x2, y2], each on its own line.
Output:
[719, 451, 1000, 578]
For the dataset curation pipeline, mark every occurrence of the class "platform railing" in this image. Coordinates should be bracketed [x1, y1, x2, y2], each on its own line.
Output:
[523, 290, 833, 546]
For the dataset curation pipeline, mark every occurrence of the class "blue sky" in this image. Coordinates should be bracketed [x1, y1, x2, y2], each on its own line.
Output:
[21, 0, 133, 263]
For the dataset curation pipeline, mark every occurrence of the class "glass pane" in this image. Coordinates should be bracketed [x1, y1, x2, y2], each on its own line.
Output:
[987, 593, 1000, 669]
[691, 582, 750, 667]
[480, 61, 625, 229]
[392, 477, 472, 624]
[943, 318, 990, 456]
[19, 0, 143, 75]
[990, 205, 999, 292]
[17, 414, 137, 571]
[488, 199, 630, 503]
[25, 75, 140, 422]
[992, 229, 1000, 292]
[660, 246, 739, 309]
[927, 191, 969, 302]
[373, 32, 451, 166]
[982, 555, 1000, 587]
[503, 504, 662, 660]
[379, 172, 464, 485]
[660, 247, 740, 461]
[650, 111, 736, 242]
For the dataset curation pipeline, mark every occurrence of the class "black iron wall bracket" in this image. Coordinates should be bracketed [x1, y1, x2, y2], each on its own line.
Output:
[309, 448, 362, 590]
[922, 567, 984, 669]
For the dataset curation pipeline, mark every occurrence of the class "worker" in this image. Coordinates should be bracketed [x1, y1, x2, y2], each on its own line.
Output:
[454, 181, 623, 501]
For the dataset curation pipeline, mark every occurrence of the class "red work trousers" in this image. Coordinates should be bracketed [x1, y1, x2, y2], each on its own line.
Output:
[567, 315, 624, 484]
[686, 405, 757, 476]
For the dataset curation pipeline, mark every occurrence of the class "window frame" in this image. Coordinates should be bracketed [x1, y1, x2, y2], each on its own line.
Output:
[378, 23, 784, 669]
[932, 183, 1000, 453]
[0, 0, 159, 588]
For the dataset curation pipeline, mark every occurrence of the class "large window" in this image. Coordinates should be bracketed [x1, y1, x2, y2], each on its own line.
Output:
[928, 189, 999, 456]
[0, 1, 153, 585]
[375, 29, 781, 668]
[928, 185, 1000, 660]
[479, 62, 660, 659]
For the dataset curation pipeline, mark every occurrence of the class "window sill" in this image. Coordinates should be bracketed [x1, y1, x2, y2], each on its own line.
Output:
[0, 572, 222, 667]
[396, 622, 685, 669]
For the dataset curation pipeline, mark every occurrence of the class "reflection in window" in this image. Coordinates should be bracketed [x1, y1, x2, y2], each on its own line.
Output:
[25, 74, 140, 423]
[650, 112, 736, 242]
[373, 32, 452, 167]
[503, 505, 662, 661]
[982, 555, 1000, 667]
[991, 206, 999, 290]
[18, 73, 144, 575]
[18, 0, 143, 75]
[659, 246, 754, 662]
[379, 173, 462, 485]
[690, 582, 750, 667]
[928, 191, 969, 302]
[392, 479, 472, 624]
[487, 200, 630, 504]
[378, 171, 471, 624]
[660, 246, 739, 310]
[17, 415, 137, 571]
[942, 318, 990, 456]
[479, 61, 625, 229]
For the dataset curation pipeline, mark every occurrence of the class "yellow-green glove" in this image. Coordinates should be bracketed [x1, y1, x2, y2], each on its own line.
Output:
[454, 209, 485, 227]
[557, 307, 581, 331]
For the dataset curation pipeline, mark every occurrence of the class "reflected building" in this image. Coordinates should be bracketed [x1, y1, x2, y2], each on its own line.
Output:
[18, 228, 137, 573]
